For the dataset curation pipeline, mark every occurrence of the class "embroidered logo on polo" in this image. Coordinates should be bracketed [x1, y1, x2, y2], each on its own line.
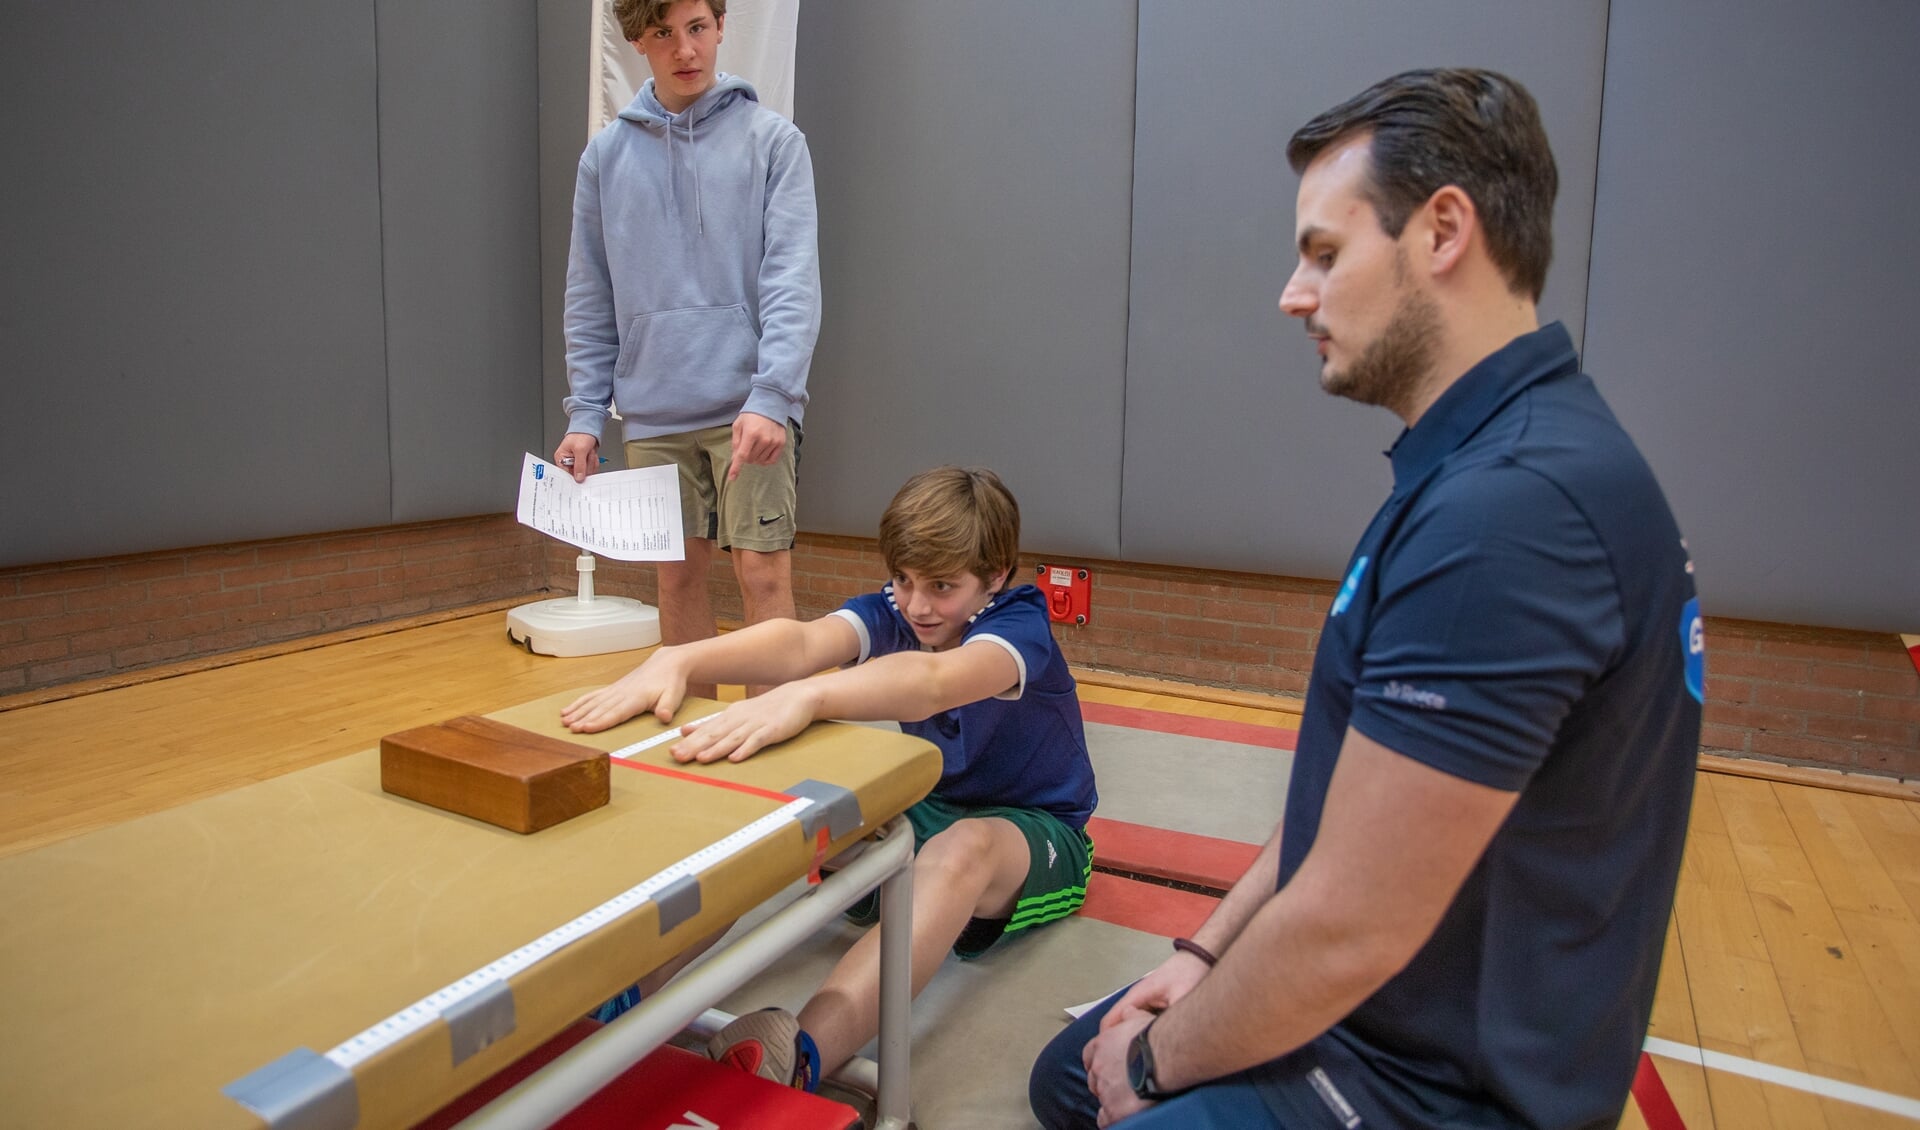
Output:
[1331, 556, 1368, 616]
[1383, 681, 1447, 711]
[1308, 1065, 1363, 1128]
[1679, 596, 1705, 703]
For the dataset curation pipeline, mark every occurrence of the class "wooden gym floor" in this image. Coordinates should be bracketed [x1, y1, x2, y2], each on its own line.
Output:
[1, 611, 1916, 1128]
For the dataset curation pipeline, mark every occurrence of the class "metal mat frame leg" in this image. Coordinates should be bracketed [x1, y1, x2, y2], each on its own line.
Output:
[457, 814, 915, 1129]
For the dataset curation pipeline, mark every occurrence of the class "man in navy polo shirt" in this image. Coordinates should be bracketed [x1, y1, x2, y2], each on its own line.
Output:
[1030, 68, 1704, 1129]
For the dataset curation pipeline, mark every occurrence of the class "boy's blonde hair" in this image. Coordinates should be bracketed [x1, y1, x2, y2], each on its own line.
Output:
[878, 467, 1020, 589]
[614, 0, 725, 42]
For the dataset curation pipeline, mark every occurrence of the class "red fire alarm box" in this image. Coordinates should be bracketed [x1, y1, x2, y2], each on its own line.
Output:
[1036, 564, 1092, 625]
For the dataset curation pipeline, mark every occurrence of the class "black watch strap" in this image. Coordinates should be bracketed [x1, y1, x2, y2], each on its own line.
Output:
[1127, 1018, 1179, 1100]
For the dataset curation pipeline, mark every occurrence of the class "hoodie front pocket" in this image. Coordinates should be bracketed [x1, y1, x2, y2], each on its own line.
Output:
[615, 304, 758, 428]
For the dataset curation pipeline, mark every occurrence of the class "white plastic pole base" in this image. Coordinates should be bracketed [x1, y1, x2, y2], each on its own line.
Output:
[505, 552, 661, 657]
[505, 595, 660, 657]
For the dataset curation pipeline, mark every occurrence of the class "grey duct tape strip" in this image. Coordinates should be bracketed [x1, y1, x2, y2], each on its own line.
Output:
[443, 978, 517, 1065]
[655, 872, 702, 934]
[222, 1047, 358, 1130]
[784, 779, 864, 840]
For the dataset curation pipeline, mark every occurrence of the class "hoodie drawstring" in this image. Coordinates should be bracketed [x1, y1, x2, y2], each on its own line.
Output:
[629, 78, 740, 235]
[665, 110, 676, 212]
[663, 110, 703, 235]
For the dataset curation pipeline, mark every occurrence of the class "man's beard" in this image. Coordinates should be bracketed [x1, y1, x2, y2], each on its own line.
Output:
[1321, 266, 1440, 418]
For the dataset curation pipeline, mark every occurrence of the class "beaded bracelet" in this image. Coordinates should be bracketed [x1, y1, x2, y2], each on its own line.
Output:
[1172, 937, 1219, 967]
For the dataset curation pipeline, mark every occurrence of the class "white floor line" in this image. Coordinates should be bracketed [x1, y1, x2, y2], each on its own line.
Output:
[1643, 1035, 1920, 1121]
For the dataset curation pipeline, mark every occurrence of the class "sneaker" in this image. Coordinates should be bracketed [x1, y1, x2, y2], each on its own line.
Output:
[707, 1007, 820, 1091]
[843, 889, 880, 927]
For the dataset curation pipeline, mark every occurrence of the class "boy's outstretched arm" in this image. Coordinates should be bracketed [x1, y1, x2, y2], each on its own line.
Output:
[668, 638, 1020, 764]
[560, 616, 859, 733]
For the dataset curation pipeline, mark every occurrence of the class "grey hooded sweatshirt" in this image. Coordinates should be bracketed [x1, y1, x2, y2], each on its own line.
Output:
[563, 74, 819, 442]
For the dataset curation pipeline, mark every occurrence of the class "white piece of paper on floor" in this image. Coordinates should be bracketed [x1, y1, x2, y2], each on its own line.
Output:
[1065, 985, 1128, 1019]
[514, 452, 685, 562]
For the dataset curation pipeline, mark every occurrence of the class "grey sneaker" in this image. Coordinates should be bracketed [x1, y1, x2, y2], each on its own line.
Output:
[707, 1007, 803, 1087]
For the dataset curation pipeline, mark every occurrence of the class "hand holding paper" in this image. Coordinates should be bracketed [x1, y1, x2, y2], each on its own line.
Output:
[514, 453, 685, 562]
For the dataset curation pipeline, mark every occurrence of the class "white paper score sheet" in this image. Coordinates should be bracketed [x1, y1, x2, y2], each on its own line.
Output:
[514, 453, 685, 561]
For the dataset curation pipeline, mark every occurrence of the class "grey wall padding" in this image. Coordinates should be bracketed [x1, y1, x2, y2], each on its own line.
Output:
[788, 1, 1608, 584]
[790, 3, 1139, 560]
[1582, 0, 1920, 631]
[2, 4, 392, 566]
[1121, 0, 1609, 581]
[1, 1, 558, 569]
[9, 1, 1914, 635]
[539, 0, 595, 467]
[378, 0, 546, 523]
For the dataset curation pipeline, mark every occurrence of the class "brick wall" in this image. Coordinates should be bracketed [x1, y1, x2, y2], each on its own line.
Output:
[11, 521, 1917, 780]
[571, 532, 1920, 781]
[0, 516, 546, 695]
[1697, 619, 1920, 776]
[548, 534, 1334, 697]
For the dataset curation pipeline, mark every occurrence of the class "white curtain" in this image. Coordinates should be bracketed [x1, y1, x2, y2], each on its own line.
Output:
[589, 0, 801, 136]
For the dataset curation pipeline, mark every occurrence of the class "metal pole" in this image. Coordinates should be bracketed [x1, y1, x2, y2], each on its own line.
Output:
[872, 835, 915, 1130]
[456, 816, 914, 1129]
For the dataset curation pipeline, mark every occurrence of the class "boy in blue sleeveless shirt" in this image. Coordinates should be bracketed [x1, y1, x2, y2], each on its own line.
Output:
[564, 466, 1098, 1091]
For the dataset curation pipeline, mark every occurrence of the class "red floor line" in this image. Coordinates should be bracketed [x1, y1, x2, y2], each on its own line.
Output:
[1632, 1053, 1687, 1130]
[1079, 701, 1298, 751]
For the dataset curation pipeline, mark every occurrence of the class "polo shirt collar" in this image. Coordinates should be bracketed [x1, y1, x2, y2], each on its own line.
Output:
[1386, 321, 1579, 492]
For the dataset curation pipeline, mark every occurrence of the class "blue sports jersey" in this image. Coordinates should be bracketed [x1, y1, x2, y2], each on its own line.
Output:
[1282, 323, 1704, 1129]
[833, 584, 1098, 828]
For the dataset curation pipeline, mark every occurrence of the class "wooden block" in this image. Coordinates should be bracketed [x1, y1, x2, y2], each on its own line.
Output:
[380, 715, 609, 833]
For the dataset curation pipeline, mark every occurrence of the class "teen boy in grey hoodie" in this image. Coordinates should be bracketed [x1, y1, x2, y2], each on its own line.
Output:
[555, 0, 820, 696]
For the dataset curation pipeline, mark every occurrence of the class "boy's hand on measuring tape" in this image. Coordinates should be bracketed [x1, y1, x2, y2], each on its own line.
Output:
[671, 683, 815, 764]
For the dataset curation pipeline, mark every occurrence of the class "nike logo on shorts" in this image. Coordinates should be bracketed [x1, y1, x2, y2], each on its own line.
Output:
[758, 514, 784, 525]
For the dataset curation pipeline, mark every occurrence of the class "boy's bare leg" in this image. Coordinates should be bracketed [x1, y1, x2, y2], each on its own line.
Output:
[796, 817, 1032, 1076]
[656, 539, 718, 700]
[733, 548, 795, 697]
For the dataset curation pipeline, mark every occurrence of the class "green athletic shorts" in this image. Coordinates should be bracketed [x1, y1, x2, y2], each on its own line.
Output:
[897, 793, 1095, 960]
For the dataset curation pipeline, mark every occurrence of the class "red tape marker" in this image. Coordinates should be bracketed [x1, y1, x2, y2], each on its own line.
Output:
[611, 756, 835, 883]
[610, 755, 798, 803]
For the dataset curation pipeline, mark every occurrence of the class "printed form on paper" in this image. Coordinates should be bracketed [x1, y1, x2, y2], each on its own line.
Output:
[514, 453, 685, 561]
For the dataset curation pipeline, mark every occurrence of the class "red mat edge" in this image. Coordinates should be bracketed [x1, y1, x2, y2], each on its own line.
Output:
[1087, 816, 1260, 892]
[1079, 870, 1220, 939]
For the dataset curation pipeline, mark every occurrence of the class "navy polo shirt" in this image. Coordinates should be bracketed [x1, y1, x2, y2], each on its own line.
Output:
[834, 584, 1098, 828]
[1280, 323, 1704, 1129]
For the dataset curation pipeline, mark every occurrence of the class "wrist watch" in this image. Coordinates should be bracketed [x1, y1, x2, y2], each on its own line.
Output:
[1126, 1018, 1180, 1100]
